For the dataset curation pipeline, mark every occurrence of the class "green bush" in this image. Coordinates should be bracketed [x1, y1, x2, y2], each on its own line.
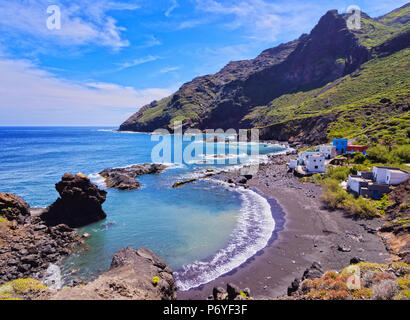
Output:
[393, 145, 410, 163]
[325, 166, 351, 181]
[353, 152, 366, 164]
[322, 179, 378, 218]
[367, 145, 392, 163]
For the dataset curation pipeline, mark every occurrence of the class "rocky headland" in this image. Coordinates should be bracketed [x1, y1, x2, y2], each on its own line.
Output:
[99, 163, 168, 190]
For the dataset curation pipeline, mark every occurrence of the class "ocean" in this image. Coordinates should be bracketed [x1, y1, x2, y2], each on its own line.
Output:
[0, 126, 287, 290]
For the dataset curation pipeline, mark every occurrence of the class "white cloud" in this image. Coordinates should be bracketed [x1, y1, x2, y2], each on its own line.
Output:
[0, 58, 173, 126]
[0, 0, 138, 49]
[191, 0, 321, 42]
[158, 66, 180, 74]
[165, 0, 179, 17]
[116, 55, 160, 70]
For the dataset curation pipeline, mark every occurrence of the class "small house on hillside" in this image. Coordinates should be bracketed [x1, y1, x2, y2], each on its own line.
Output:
[346, 145, 368, 155]
[373, 167, 410, 185]
[333, 139, 349, 154]
[298, 151, 321, 165]
[319, 145, 337, 159]
[347, 174, 391, 200]
[306, 154, 326, 173]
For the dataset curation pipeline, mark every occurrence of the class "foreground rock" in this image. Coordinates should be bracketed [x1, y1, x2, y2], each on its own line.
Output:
[0, 212, 82, 284]
[41, 173, 107, 228]
[40, 247, 177, 300]
[210, 283, 252, 300]
[0, 192, 30, 224]
[99, 164, 168, 190]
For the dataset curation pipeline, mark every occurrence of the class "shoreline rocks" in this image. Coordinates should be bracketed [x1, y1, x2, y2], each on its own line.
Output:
[0, 217, 82, 284]
[99, 164, 168, 190]
[41, 173, 107, 228]
[0, 192, 30, 224]
[40, 247, 177, 300]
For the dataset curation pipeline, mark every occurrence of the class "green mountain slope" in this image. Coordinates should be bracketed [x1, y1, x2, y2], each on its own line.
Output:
[119, 4, 410, 146]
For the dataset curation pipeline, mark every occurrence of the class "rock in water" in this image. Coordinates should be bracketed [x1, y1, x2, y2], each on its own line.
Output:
[0, 192, 30, 224]
[99, 164, 168, 190]
[41, 173, 107, 228]
[43, 264, 62, 290]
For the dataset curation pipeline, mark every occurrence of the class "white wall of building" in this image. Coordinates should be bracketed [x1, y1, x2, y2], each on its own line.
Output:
[348, 176, 361, 193]
[306, 155, 326, 173]
[386, 170, 409, 185]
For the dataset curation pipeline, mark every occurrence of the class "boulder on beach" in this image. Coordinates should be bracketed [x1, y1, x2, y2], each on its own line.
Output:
[0, 192, 30, 224]
[40, 173, 107, 228]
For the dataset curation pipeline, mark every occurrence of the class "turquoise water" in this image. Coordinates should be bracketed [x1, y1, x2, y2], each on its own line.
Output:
[0, 127, 286, 290]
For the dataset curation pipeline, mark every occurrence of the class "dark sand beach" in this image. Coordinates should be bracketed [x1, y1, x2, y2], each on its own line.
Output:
[178, 154, 391, 300]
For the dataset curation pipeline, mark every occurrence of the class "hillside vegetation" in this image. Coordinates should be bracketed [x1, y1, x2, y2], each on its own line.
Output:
[120, 4, 410, 147]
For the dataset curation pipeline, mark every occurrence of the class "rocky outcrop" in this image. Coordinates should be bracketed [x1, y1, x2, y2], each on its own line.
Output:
[99, 164, 168, 190]
[0, 217, 82, 284]
[41, 247, 177, 300]
[41, 173, 107, 228]
[0, 192, 30, 224]
[287, 262, 324, 296]
[210, 283, 252, 300]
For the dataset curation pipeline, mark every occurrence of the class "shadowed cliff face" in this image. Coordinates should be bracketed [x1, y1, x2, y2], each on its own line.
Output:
[119, 6, 410, 143]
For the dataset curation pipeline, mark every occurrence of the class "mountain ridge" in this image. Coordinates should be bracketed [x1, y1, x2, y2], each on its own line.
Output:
[119, 5, 410, 145]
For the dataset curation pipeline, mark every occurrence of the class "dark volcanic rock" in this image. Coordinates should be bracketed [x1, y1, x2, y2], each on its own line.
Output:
[99, 164, 168, 190]
[0, 192, 30, 224]
[41, 247, 177, 300]
[302, 262, 324, 280]
[41, 173, 107, 228]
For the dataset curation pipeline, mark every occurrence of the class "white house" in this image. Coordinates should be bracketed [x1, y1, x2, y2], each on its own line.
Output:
[298, 151, 321, 165]
[373, 166, 409, 185]
[386, 169, 410, 185]
[319, 145, 337, 159]
[289, 159, 298, 169]
[347, 175, 370, 194]
[306, 154, 326, 173]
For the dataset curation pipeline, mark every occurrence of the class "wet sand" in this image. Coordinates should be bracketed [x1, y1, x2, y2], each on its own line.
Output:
[178, 155, 391, 300]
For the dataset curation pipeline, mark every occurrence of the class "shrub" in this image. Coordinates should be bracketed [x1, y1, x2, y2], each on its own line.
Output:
[353, 153, 366, 164]
[367, 145, 391, 163]
[392, 144, 410, 163]
[322, 179, 348, 209]
[343, 195, 378, 218]
[372, 280, 400, 300]
[325, 166, 351, 181]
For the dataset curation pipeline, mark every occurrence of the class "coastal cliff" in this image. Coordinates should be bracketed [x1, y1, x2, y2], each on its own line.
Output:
[119, 5, 409, 145]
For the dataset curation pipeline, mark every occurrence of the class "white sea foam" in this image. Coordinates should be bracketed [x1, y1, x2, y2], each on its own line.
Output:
[88, 173, 107, 189]
[174, 185, 274, 291]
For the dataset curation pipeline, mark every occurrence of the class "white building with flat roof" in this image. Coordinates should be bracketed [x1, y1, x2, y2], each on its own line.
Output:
[306, 154, 326, 173]
[373, 166, 409, 185]
[319, 145, 337, 159]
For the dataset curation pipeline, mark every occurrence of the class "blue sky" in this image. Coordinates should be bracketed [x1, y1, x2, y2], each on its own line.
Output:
[0, 0, 408, 126]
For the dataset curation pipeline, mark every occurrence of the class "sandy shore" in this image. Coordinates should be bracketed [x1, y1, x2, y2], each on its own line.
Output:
[178, 154, 391, 300]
